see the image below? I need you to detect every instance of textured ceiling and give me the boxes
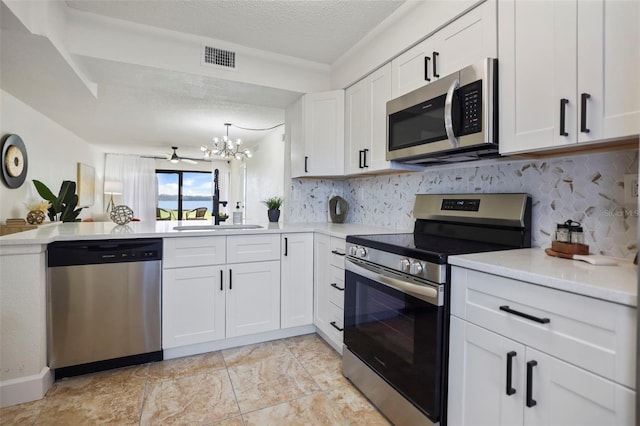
[65,0,405,64]
[1,1,406,159]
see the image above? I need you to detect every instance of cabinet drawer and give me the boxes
[163,237,226,268]
[451,267,636,389]
[327,265,345,309]
[327,301,344,343]
[329,237,346,268]
[227,234,280,264]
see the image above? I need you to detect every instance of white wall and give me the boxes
[244,129,285,222]
[0,90,104,222]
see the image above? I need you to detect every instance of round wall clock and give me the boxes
[1,134,28,188]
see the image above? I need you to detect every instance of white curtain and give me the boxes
[104,154,157,222]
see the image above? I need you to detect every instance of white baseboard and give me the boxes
[0,367,53,408]
[163,324,317,360]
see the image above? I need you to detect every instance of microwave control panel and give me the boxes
[459,80,482,136]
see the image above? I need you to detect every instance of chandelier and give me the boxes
[201,123,252,160]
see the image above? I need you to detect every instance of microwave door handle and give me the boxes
[444,79,460,148]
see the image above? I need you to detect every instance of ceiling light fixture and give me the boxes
[201,123,252,161]
[170,146,180,163]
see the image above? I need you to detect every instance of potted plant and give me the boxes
[262,196,283,222]
[32,179,83,222]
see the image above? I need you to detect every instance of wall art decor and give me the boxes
[77,163,95,207]
[1,134,28,189]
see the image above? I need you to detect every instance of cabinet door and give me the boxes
[391,38,435,98]
[499,0,578,154]
[433,1,497,78]
[280,233,314,328]
[288,97,306,178]
[344,76,370,175]
[578,0,640,143]
[162,266,225,348]
[524,348,635,426]
[303,90,345,176]
[225,261,280,338]
[365,63,393,172]
[313,233,331,332]
[448,317,525,426]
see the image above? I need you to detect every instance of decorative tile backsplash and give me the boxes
[289,149,639,259]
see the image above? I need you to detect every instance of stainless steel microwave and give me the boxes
[386,58,498,164]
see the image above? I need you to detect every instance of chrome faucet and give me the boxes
[212,169,228,225]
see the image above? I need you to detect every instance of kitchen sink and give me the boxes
[173,224,263,231]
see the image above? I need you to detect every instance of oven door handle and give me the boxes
[444,78,460,149]
[346,258,441,306]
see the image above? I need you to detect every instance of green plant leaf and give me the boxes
[58,181,77,206]
[33,180,61,218]
[32,180,57,203]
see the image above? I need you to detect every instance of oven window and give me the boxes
[344,269,445,421]
[388,93,447,151]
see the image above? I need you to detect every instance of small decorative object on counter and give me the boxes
[110,205,134,225]
[262,196,283,223]
[26,210,45,225]
[549,219,589,256]
[24,200,51,224]
[328,195,349,223]
[233,202,243,224]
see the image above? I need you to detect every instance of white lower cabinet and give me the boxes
[448,266,636,426]
[162,235,282,349]
[225,261,280,338]
[314,233,346,352]
[162,265,226,348]
[280,233,314,329]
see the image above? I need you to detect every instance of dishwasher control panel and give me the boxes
[48,238,163,267]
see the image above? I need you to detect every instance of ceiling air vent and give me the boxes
[202,45,236,70]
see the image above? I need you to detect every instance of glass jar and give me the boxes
[570,225,585,244]
[555,223,570,242]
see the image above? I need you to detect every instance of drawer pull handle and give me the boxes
[220,270,223,291]
[499,305,550,324]
[506,351,516,396]
[526,360,538,408]
[330,321,344,332]
[330,283,345,291]
[560,98,569,136]
[331,250,346,256]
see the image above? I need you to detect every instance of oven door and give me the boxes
[344,258,445,422]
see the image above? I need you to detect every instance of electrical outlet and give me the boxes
[624,174,639,204]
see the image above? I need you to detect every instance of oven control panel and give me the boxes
[346,242,446,284]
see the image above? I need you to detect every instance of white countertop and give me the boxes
[450,248,638,307]
[0,220,408,248]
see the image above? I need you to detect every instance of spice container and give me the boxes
[569,223,584,244]
[555,222,570,242]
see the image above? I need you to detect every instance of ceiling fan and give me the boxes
[165,146,198,164]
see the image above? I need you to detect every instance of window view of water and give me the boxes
[157,171,213,219]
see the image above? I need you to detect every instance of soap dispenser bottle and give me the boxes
[233,202,243,224]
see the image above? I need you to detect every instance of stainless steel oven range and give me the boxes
[343,193,532,426]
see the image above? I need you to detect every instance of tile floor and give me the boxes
[0,333,391,425]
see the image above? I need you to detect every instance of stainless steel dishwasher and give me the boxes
[47,238,162,378]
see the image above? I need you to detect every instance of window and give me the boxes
[156,170,212,220]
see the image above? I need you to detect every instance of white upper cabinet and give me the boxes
[290,90,345,178]
[345,63,412,175]
[499,0,640,154]
[391,1,497,99]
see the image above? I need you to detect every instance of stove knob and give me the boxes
[356,247,368,258]
[409,260,423,275]
[348,246,358,256]
[400,259,411,273]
